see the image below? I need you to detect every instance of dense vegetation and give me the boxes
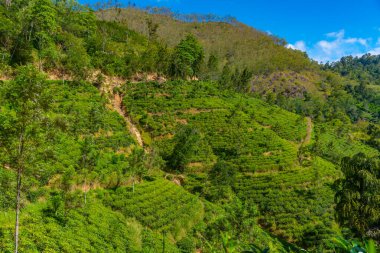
[121,80,306,172]
[0,0,379,252]
[325,54,380,85]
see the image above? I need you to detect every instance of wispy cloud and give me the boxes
[288,29,378,63]
[367,47,380,55]
[286,41,306,52]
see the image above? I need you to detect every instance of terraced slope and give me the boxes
[121,80,308,172]
[236,157,340,247]
[106,179,204,240]
[0,199,182,253]
[314,122,379,162]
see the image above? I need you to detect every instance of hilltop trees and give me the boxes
[334,153,380,240]
[325,54,380,85]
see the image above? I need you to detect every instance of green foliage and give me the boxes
[169,125,202,172]
[122,80,305,172]
[0,197,180,252]
[236,157,341,249]
[219,66,253,92]
[114,8,316,75]
[207,160,237,202]
[0,168,15,210]
[325,54,380,86]
[28,0,58,47]
[0,64,50,204]
[331,237,377,253]
[313,122,379,163]
[0,1,379,252]
[56,32,90,79]
[0,78,137,211]
[170,34,204,78]
[105,179,204,240]
[334,153,380,239]
[176,236,196,253]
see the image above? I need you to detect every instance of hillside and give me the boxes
[97,7,379,124]
[0,1,379,252]
[99,7,316,75]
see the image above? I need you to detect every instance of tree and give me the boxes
[207,160,237,202]
[146,18,159,41]
[169,34,204,79]
[210,160,236,188]
[0,65,49,253]
[207,53,219,72]
[28,0,58,44]
[60,33,91,79]
[233,67,253,92]
[78,135,98,204]
[128,148,147,193]
[334,153,380,240]
[168,125,201,172]
[219,64,233,88]
[219,65,252,91]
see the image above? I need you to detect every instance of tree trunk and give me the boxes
[5,0,11,8]
[162,231,165,253]
[84,178,87,205]
[14,166,21,253]
[15,132,25,253]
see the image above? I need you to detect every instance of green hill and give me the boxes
[0,0,379,252]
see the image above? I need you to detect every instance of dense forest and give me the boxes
[0,0,379,252]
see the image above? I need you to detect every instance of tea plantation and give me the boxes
[121,80,307,172]
[0,0,379,250]
[104,179,204,240]
[236,157,340,247]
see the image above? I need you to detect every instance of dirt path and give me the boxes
[113,93,144,147]
[302,117,312,146]
[96,74,145,149]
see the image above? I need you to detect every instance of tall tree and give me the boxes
[169,34,204,79]
[0,65,49,253]
[334,153,380,240]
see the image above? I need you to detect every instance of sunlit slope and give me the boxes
[236,157,340,247]
[121,80,308,172]
[105,179,204,240]
[99,8,316,74]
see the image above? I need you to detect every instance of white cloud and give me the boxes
[286,40,306,52]
[367,47,380,55]
[326,30,345,39]
[299,29,374,62]
[316,40,337,55]
[345,38,368,46]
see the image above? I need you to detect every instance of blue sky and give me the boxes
[82,0,380,62]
